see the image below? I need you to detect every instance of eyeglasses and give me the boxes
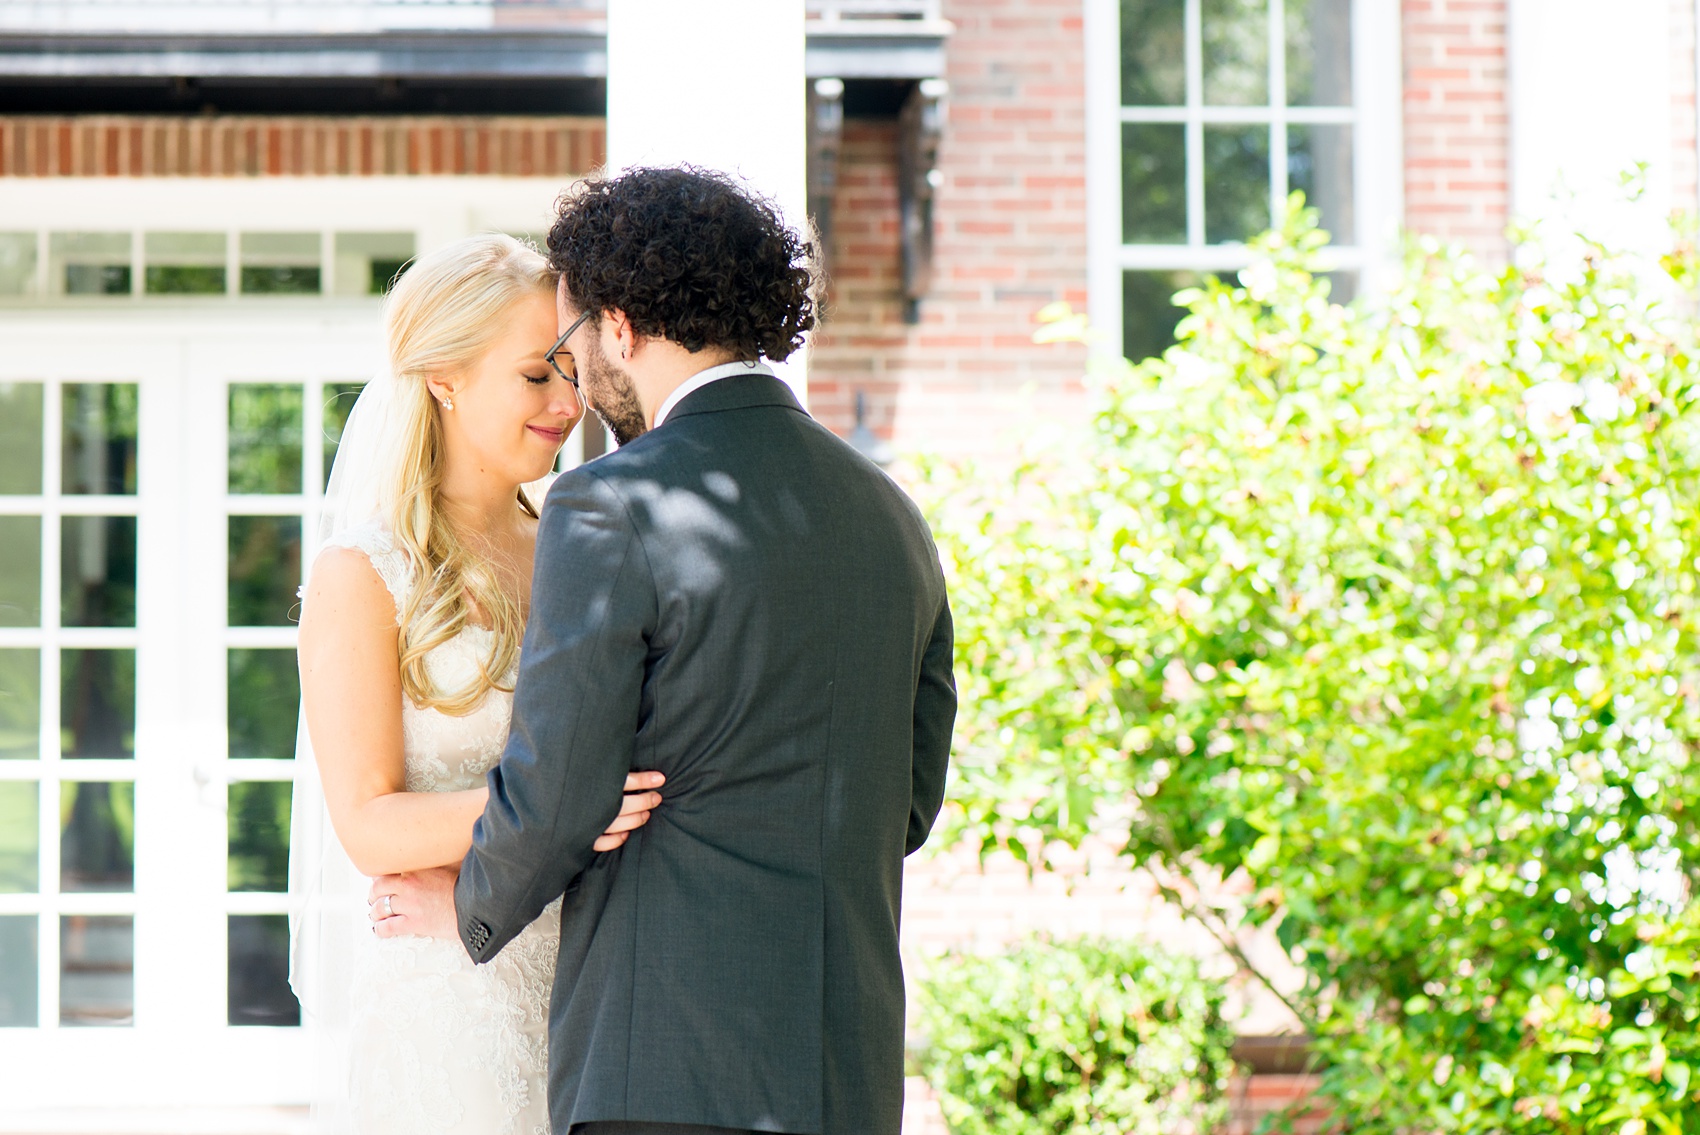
[546,310,593,388]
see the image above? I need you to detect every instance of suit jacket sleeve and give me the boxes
[454,468,654,963]
[906,594,956,855]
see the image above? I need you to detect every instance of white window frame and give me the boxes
[0,177,586,1120]
[1086,0,1404,358]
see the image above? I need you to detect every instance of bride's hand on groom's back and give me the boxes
[593,770,666,852]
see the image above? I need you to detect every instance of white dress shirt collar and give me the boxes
[652,360,775,430]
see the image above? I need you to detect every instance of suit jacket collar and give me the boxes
[663,372,806,422]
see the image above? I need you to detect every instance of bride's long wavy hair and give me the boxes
[381,233,558,714]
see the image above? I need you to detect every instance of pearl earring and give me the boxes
[442,399,454,411]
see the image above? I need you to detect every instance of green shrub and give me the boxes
[915,937,1237,1135]
[920,199,1700,1132]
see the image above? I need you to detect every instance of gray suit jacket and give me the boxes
[454,373,956,1135]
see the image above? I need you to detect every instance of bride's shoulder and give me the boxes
[320,520,397,558]
[310,523,412,616]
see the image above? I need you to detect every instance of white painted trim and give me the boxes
[1183,0,1206,247]
[1120,104,1358,125]
[1084,0,1124,354]
[1119,243,1363,271]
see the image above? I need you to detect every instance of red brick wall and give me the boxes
[809,0,1091,449]
[0,116,605,177]
[1401,0,1511,262]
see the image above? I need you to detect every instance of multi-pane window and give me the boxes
[1117,0,1356,360]
[223,377,364,1027]
[0,379,141,1027]
[0,230,415,299]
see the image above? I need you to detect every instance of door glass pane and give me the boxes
[228,915,300,1026]
[1289,123,1356,243]
[0,780,38,892]
[49,233,131,297]
[1205,125,1270,243]
[1203,0,1269,105]
[333,232,415,297]
[0,516,41,627]
[61,649,136,759]
[62,383,139,495]
[60,781,133,892]
[1287,0,1352,106]
[241,233,321,296]
[1122,123,1187,243]
[0,650,38,759]
[1124,269,1203,362]
[143,232,226,296]
[0,915,37,1026]
[228,782,291,892]
[0,382,43,493]
[1120,0,1186,105]
[229,384,304,495]
[0,233,37,297]
[61,516,138,628]
[322,381,367,489]
[60,915,132,1026]
[229,648,300,761]
[229,517,303,627]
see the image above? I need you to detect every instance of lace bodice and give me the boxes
[319,523,558,1135]
[323,523,516,793]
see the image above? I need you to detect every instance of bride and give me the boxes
[287,234,663,1135]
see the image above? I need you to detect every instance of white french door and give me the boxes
[0,175,573,1116]
[0,310,387,1107]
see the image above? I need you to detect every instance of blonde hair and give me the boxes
[381,233,557,714]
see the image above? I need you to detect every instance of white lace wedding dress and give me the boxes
[328,523,559,1135]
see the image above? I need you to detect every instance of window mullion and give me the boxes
[1271,0,1290,218]
[227,229,241,298]
[1185,0,1206,246]
[128,230,142,299]
[38,379,61,1029]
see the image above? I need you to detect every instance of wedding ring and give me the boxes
[380,894,394,919]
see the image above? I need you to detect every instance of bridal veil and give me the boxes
[286,371,408,1132]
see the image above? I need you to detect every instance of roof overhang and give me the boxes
[0,23,949,83]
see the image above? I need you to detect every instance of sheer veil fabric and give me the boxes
[288,372,408,1132]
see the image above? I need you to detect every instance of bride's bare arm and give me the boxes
[299,548,661,877]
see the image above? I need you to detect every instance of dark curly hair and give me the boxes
[546,165,818,361]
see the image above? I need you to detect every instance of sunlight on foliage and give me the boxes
[917,197,1700,1133]
[916,937,1236,1135]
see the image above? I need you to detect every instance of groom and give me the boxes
[377,166,955,1135]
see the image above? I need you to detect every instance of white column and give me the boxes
[1352,0,1404,297]
[1509,0,1673,258]
[606,0,809,402]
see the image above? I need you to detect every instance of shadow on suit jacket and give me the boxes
[454,373,956,1135]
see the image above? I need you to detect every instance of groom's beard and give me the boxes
[580,334,647,447]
